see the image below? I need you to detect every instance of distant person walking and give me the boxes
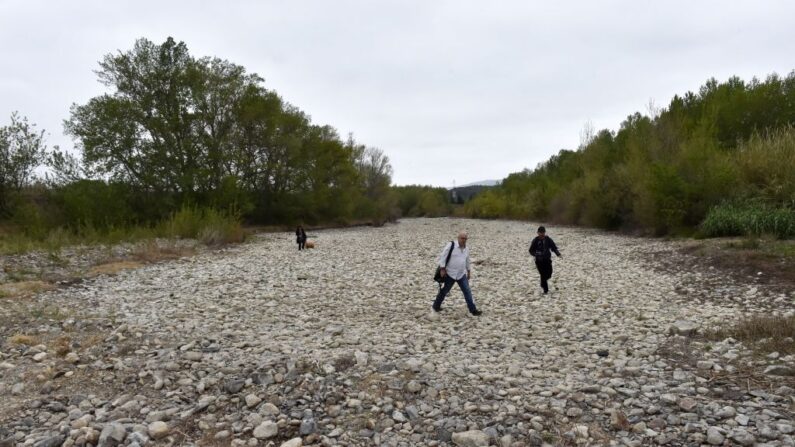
[529,226,561,295]
[296,226,307,251]
[433,231,482,316]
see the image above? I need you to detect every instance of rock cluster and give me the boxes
[1,218,793,446]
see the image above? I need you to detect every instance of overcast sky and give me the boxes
[2,1,794,186]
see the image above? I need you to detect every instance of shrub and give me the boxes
[701,203,795,239]
[57,180,134,229]
[707,314,795,355]
[161,206,244,245]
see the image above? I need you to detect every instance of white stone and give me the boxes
[245,394,262,408]
[279,439,302,447]
[148,421,169,439]
[451,430,490,447]
[253,421,278,439]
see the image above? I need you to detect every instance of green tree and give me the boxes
[65,37,260,205]
[0,113,47,215]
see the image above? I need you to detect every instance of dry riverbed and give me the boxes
[1,218,794,447]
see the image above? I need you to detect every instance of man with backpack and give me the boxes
[433,231,482,316]
[529,226,562,295]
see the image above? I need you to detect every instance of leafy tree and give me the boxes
[0,113,47,215]
[65,37,263,205]
[462,71,795,236]
[64,37,396,227]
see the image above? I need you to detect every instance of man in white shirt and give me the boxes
[432,231,482,316]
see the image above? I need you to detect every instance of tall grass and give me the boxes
[707,314,795,355]
[0,206,244,254]
[735,126,795,206]
[701,203,795,239]
[161,206,244,245]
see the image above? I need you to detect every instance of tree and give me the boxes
[63,36,396,226]
[65,37,261,203]
[0,113,47,214]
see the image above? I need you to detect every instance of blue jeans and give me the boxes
[433,275,478,313]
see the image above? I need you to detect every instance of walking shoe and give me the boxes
[471,310,482,316]
[432,306,443,313]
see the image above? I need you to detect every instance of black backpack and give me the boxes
[433,241,455,283]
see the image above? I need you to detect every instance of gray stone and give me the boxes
[299,418,316,435]
[436,428,453,442]
[735,414,750,426]
[224,379,246,394]
[759,424,779,440]
[406,380,422,393]
[777,423,794,435]
[706,427,724,445]
[261,402,280,416]
[668,320,698,336]
[715,405,736,419]
[147,421,169,440]
[98,423,127,447]
[729,429,755,446]
[33,436,64,447]
[452,430,490,447]
[183,351,203,361]
[678,397,698,411]
[127,432,149,446]
[253,421,278,439]
[764,365,795,376]
[244,394,262,408]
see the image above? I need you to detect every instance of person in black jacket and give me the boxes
[529,226,561,294]
[296,226,307,251]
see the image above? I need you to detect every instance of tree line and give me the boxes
[6,39,791,246]
[2,37,400,244]
[462,73,795,238]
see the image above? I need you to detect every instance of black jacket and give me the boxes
[529,236,560,260]
[296,229,307,243]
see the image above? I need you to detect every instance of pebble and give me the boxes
[2,219,793,446]
[253,421,278,439]
[147,421,169,439]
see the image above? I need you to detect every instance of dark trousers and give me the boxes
[433,275,478,314]
[535,258,553,293]
[298,241,305,250]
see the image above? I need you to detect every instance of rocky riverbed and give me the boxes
[1,218,793,447]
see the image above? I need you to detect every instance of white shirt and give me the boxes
[438,241,470,280]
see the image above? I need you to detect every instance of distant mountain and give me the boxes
[454,179,501,188]
[449,182,499,203]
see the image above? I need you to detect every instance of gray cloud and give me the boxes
[2,0,794,186]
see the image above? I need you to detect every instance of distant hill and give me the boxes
[456,179,501,188]
[450,183,496,203]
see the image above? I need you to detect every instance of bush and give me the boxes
[701,203,795,239]
[57,180,135,229]
[735,126,795,206]
[161,206,244,245]
[10,201,49,239]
